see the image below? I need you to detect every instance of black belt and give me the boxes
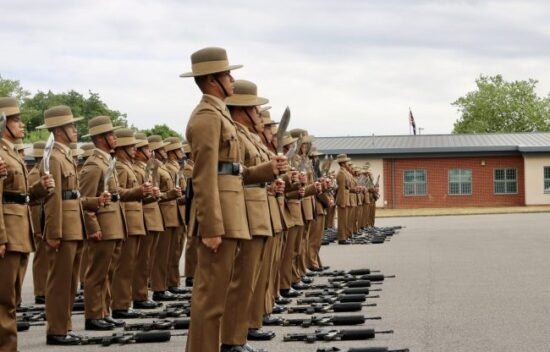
[218,162,241,176]
[3,193,30,205]
[245,182,266,188]
[111,193,121,202]
[62,190,80,200]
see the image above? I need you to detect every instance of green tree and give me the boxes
[452,75,550,133]
[0,75,30,104]
[142,124,183,140]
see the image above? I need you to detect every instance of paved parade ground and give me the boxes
[18,212,550,352]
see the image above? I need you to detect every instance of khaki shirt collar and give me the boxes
[95,148,112,161]
[203,94,226,111]
[55,141,72,157]
[2,138,16,152]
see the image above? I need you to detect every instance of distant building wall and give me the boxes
[383,155,525,208]
[523,154,550,205]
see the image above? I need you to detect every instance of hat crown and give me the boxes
[164,136,181,144]
[148,135,162,143]
[114,128,134,138]
[33,141,46,149]
[233,80,258,96]
[135,132,147,141]
[0,97,20,117]
[261,110,271,118]
[290,128,308,138]
[80,142,94,151]
[88,115,113,129]
[191,47,228,64]
[44,105,73,119]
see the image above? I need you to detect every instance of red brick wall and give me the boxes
[383,155,525,208]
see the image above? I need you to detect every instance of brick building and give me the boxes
[314,133,550,209]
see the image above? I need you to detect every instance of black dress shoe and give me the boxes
[271,304,287,314]
[185,277,193,287]
[67,331,82,339]
[152,291,178,301]
[85,319,115,331]
[263,314,284,325]
[34,296,45,304]
[280,288,301,298]
[301,276,314,284]
[274,297,291,305]
[103,316,125,327]
[247,328,275,341]
[46,334,81,345]
[112,308,142,319]
[291,282,310,290]
[220,345,247,352]
[133,299,162,309]
[338,240,351,245]
[168,286,189,294]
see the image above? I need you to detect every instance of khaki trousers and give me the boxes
[112,236,141,310]
[221,236,267,345]
[32,237,48,297]
[325,206,335,229]
[79,241,87,286]
[370,203,376,227]
[268,233,285,309]
[132,231,159,301]
[0,252,26,352]
[347,206,357,237]
[184,236,198,278]
[45,240,82,335]
[151,227,175,292]
[279,226,299,290]
[248,235,276,329]
[337,206,348,241]
[295,221,311,281]
[167,226,185,288]
[185,238,240,352]
[84,240,122,319]
[308,214,325,269]
[16,254,28,307]
[273,231,287,298]
[356,205,363,230]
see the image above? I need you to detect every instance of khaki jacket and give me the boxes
[0,140,48,252]
[235,123,272,237]
[79,149,142,240]
[157,160,180,228]
[133,160,164,233]
[42,143,84,241]
[348,171,358,207]
[116,158,146,236]
[164,160,186,226]
[185,94,274,239]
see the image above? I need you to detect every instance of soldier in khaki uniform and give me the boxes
[181,143,197,287]
[180,47,286,352]
[336,154,351,244]
[0,97,53,351]
[162,137,188,294]
[131,133,165,309]
[111,129,148,318]
[149,135,182,301]
[77,142,95,288]
[221,80,278,348]
[79,116,151,330]
[28,142,47,305]
[37,105,96,344]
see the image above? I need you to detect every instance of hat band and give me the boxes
[192,59,230,75]
[165,143,182,152]
[44,114,75,127]
[1,106,20,116]
[88,124,115,136]
[227,94,263,106]
[117,137,137,146]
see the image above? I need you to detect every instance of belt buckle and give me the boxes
[24,195,30,204]
[75,190,80,199]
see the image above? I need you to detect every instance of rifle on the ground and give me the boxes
[17,301,85,313]
[124,318,190,331]
[318,268,381,277]
[16,312,46,322]
[297,294,379,305]
[79,330,186,346]
[318,347,409,352]
[283,328,393,343]
[135,307,190,319]
[17,321,45,332]
[312,280,381,290]
[304,287,381,297]
[283,314,381,328]
[329,274,395,284]
[285,302,376,315]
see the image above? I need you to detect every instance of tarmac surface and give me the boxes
[16,212,550,352]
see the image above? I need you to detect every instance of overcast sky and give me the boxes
[2,0,550,137]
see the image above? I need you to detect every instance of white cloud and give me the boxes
[1,0,549,137]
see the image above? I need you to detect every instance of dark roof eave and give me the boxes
[318,146,522,155]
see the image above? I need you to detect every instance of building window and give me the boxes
[494,168,517,194]
[544,167,550,193]
[403,170,427,196]
[448,169,472,195]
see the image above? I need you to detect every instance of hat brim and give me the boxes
[36,116,84,129]
[225,96,269,107]
[260,106,272,113]
[179,64,243,78]
[283,137,299,146]
[136,141,149,148]
[149,141,171,151]
[82,125,122,138]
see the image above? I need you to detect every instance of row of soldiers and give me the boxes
[179,47,378,352]
[0,46,379,352]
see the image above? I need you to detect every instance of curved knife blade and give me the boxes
[276,106,291,154]
[104,157,117,192]
[43,132,55,174]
